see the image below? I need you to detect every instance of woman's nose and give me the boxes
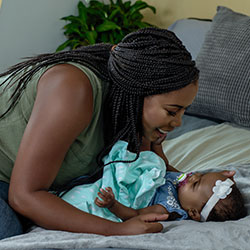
[172,117,182,127]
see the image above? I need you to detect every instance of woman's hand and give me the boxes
[118,213,169,235]
[95,187,116,208]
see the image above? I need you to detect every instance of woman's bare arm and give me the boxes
[7,64,167,235]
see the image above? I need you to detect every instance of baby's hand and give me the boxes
[95,187,115,208]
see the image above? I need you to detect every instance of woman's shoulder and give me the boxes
[38,62,108,104]
[38,63,93,107]
[38,63,92,90]
[37,63,94,122]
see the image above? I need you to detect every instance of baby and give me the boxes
[59,140,246,222]
[95,170,247,222]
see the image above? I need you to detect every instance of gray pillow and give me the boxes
[186,6,250,127]
[168,18,211,60]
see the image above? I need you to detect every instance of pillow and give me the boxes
[168,18,211,59]
[186,6,250,127]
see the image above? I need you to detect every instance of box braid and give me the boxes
[0,27,199,195]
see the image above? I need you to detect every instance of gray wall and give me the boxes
[0,0,136,73]
[0,0,80,73]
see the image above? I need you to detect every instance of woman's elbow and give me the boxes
[8,185,30,215]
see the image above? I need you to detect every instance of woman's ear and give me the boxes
[188,208,201,221]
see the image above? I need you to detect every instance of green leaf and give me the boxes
[56,0,157,51]
[127,12,144,22]
[130,1,156,16]
[72,41,82,49]
[123,1,132,11]
[85,30,97,44]
[89,0,108,11]
[56,40,72,52]
[61,15,82,23]
[77,1,88,29]
[100,32,109,43]
[96,20,121,32]
[116,0,125,9]
[87,8,106,19]
[122,15,129,27]
[108,8,120,20]
[63,23,86,34]
[113,32,125,43]
[63,25,82,36]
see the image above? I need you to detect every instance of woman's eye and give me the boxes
[167,110,177,117]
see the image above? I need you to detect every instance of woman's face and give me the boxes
[142,81,198,144]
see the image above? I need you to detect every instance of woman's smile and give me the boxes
[157,128,169,134]
[154,129,168,144]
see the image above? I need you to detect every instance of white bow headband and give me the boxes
[200,178,234,222]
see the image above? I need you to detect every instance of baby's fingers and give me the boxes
[105,187,113,193]
[98,190,108,200]
[100,188,114,198]
[103,187,115,198]
[95,197,105,207]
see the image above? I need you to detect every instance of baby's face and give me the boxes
[178,172,229,217]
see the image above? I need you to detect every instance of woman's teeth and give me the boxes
[158,128,168,134]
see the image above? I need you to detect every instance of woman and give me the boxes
[0,27,199,239]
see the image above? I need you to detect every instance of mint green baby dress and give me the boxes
[61,140,166,222]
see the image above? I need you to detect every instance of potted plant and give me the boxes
[56,0,157,51]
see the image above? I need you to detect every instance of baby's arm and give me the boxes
[95,187,139,220]
[95,187,169,221]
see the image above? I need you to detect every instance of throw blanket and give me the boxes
[62,140,166,222]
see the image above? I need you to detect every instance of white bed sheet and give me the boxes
[163,123,250,172]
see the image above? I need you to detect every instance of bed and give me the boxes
[0,5,250,250]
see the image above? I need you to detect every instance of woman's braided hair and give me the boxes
[0,27,199,194]
[99,27,199,162]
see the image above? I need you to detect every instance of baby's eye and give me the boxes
[193,181,198,190]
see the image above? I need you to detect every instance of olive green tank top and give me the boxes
[0,62,108,188]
